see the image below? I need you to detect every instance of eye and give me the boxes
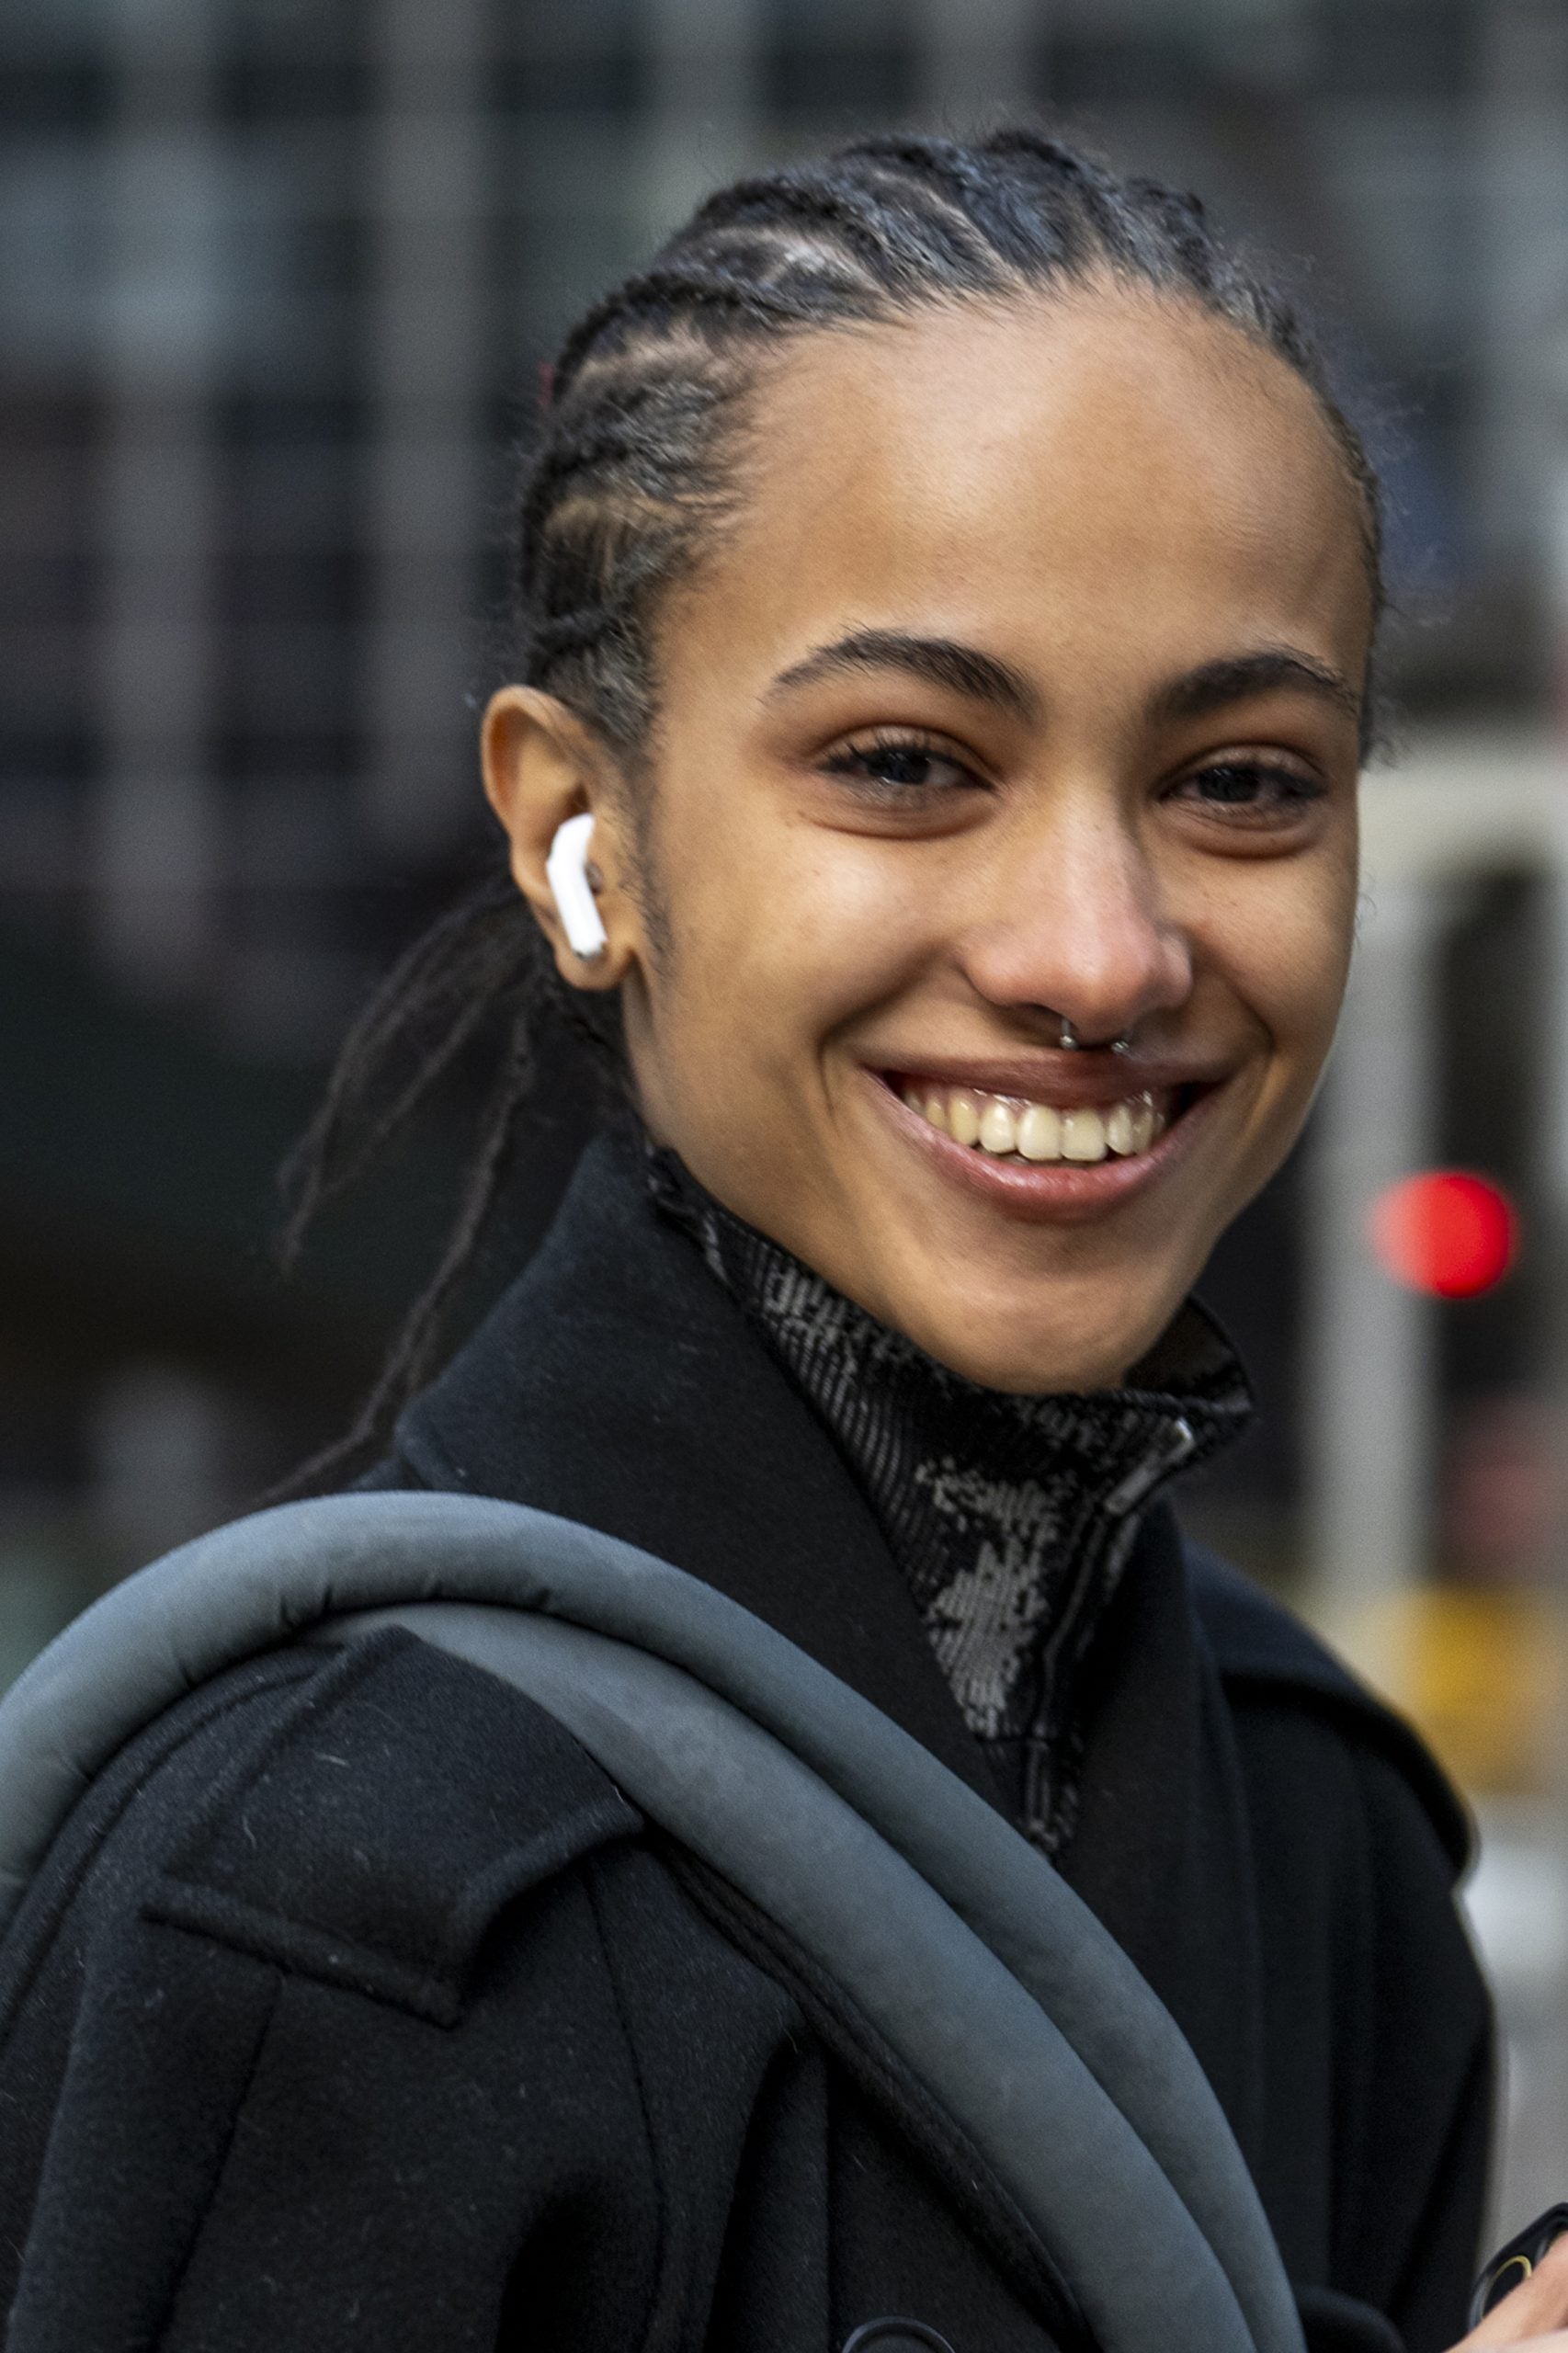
[821,728,983,799]
[1169,756,1326,823]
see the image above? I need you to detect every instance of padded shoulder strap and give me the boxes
[0,1492,1302,2353]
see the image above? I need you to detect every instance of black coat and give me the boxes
[0,1132,1492,2353]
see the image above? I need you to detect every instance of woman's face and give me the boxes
[504,288,1372,1392]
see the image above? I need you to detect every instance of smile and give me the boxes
[869,1061,1220,1223]
[898,1081,1172,1165]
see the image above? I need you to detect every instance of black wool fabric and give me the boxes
[0,1125,1494,2353]
[645,1142,1252,1849]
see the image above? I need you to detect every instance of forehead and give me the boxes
[666,287,1373,704]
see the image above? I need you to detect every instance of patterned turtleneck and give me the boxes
[646,1143,1252,1855]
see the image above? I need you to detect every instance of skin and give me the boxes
[485,282,1372,1393]
[1456,2234,1568,2348]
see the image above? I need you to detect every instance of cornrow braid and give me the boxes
[279,124,1385,1489]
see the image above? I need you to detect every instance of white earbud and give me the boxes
[545,811,608,961]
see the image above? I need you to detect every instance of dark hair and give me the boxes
[279,125,1383,1486]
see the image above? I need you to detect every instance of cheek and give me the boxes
[1220,858,1356,1087]
[659,794,935,1057]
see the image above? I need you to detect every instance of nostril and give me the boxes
[840,2324,959,2353]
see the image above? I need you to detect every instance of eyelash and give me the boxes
[821,732,1325,821]
[1168,759,1326,819]
[821,729,984,798]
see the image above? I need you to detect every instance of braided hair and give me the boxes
[280,126,1384,1484]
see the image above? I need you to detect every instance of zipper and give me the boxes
[1020,1415,1199,1844]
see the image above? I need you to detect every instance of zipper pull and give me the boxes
[1103,1415,1197,1518]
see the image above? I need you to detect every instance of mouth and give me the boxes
[870,1062,1219,1215]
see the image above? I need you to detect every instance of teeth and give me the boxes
[905,1082,1167,1165]
[948,1088,982,1147]
[978,1099,1017,1154]
[1104,1100,1137,1156]
[1017,1103,1062,1162]
[1061,1106,1107,1163]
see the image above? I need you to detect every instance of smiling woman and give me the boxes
[489,290,1369,1396]
[0,132,1506,2353]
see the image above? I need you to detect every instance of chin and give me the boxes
[877,1245,1195,1396]
[896,1310,1143,1398]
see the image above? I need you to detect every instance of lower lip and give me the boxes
[865,1074,1221,1224]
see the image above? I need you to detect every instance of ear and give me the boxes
[481,687,642,990]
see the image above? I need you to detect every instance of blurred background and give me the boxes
[5,0,1568,2245]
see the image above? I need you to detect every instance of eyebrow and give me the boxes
[765,630,1361,737]
[765,629,1040,722]
[1146,648,1362,729]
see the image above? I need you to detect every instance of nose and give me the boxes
[959,787,1192,1044]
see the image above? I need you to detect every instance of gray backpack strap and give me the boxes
[0,1492,1301,2353]
[336,1598,1293,2353]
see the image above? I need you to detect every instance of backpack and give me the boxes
[0,1488,1302,2353]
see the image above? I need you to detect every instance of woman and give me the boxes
[0,129,1530,2353]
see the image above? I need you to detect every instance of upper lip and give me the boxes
[875,1052,1228,1108]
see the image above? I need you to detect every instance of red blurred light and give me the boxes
[1368,1171,1517,1298]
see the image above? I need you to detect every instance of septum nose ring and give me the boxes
[1058,1015,1132,1055]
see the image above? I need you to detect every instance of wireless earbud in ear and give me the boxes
[545,811,608,962]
